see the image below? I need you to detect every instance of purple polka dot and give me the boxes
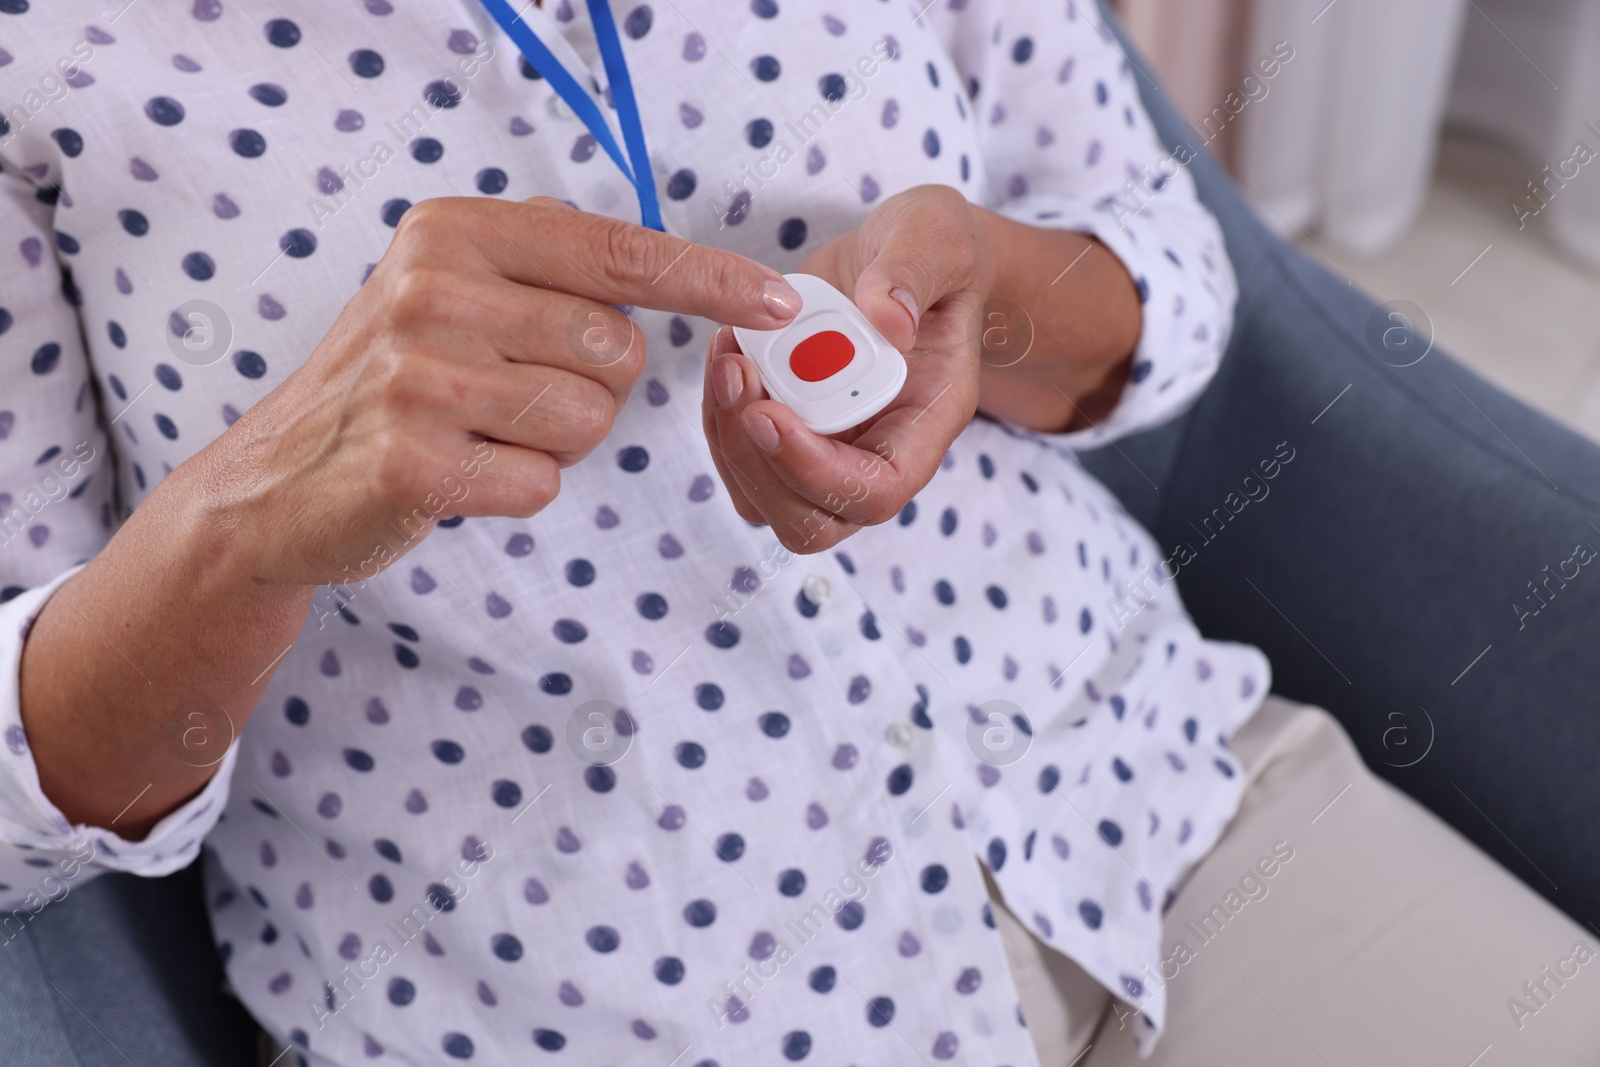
[749,930,776,960]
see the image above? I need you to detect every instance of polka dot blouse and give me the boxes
[0,1,1268,1063]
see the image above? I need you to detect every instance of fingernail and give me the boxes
[889,286,920,332]
[762,278,803,321]
[712,356,743,407]
[741,409,781,452]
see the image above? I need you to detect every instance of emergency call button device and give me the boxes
[732,273,909,435]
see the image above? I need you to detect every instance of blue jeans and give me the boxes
[5,4,1597,1061]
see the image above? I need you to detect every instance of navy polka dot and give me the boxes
[51,128,83,156]
[778,217,807,250]
[182,252,215,280]
[666,168,696,200]
[249,83,287,106]
[349,49,384,77]
[230,128,266,157]
[234,351,267,379]
[265,19,300,47]
[476,167,508,195]
[145,96,185,125]
[624,5,652,38]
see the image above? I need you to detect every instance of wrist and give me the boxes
[154,441,318,609]
[971,208,1140,432]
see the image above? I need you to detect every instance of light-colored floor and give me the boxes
[1291,128,1600,443]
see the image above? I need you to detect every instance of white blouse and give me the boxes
[0,1,1268,1063]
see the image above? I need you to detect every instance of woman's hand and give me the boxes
[700,184,1141,554]
[208,196,801,588]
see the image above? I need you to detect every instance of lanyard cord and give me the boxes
[475,0,664,231]
[584,0,662,231]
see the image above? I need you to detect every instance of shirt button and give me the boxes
[885,722,914,748]
[802,574,831,607]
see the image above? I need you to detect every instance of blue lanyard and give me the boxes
[476,0,663,231]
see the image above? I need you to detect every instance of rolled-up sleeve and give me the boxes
[0,162,234,912]
[932,0,1238,447]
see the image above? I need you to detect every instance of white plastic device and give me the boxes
[732,273,909,435]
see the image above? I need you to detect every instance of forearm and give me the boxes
[973,209,1142,434]
[18,450,313,839]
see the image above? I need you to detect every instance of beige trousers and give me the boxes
[995,696,1600,1066]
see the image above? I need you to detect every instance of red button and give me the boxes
[789,330,855,382]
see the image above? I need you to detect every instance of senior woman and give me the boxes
[0,2,1594,1066]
